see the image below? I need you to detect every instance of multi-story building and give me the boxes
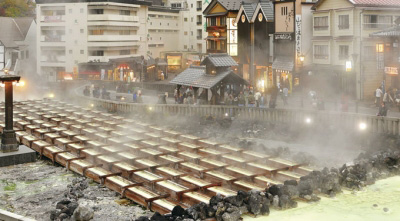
[236,0,274,89]
[272,0,315,93]
[36,0,209,82]
[370,19,400,90]
[203,0,241,58]
[310,0,400,100]
[0,17,36,77]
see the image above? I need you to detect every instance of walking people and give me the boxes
[383,89,394,107]
[375,86,383,107]
[378,102,388,116]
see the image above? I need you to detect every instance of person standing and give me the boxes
[282,87,289,106]
[255,91,261,107]
[375,87,383,107]
[383,89,394,107]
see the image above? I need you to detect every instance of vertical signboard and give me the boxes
[295,15,302,61]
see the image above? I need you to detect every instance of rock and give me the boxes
[236,190,249,206]
[297,180,313,197]
[272,195,279,208]
[260,200,270,216]
[206,205,216,217]
[50,209,61,221]
[239,205,248,214]
[224,196,239,207]
[311,194,321,202]
[222,209,241,221]
[186,207,198,220]
[247,192,261,215]
[150,212,167,221]
[284,180,298,186]
[268,185,284,196]
[66,201,79,216]
[286,185,299,198]
[210,194,224,207]
[136,216,150,221]
[171,205,185,217]
[215,202,226,221]
[59,213,69,220]
[279,195,296,209]
[304,195,312,201]
[72,206,94,221]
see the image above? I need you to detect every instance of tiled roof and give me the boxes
[259,0,274,21]
[243,2,258,20]
[201,53,238,67]
[170,66,235,89]
[349,0,400,6]
[218,0,243,11]
[272,57,294,72]
[370,25,400,37]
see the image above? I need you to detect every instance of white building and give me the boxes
[36,0,209,82]
[0,17,36,77]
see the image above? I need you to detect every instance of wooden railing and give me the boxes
[78,95,400,136]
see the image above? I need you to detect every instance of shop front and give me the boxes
[78,62,112,81]
[166,53,182,73]
[272,57,294,92]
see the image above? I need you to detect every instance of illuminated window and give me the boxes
[376,43,384,53]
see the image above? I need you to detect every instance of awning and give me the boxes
[370,25,400,37]
[272,57,294,72]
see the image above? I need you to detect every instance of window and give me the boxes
[26,50,29,59]
[184,45,188,49]
[91,51,104,56]
[80,29,84,34]
[363,46,376,61]
[338,15,349,30]
[90,30,103,35]
[184,17,188,22]
[171,3,182,8]
[120,50,130,55]
[191,4,193,8]
[364,15,392,29]
[339,45,349,60]
[210,17,217,26]
[220,17,226,26]
[191,17,193,22]
[208,41,217,50]
[314,45,329,59]
[90,9,103,14]
[119,30,130,35]
[314,16,329,31]
[281,7,288,16]
[120,10,130,16]
[197,15,202,25]
[80,50,84,54]
[184,31,188,35]
[191,31,193,36]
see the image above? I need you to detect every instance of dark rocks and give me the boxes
[136,216,150,221]
[268,184,284,196]
[150,212,167,221]
[210,194,224,207]
[284,180,298,186]
[172,205,186,217]
[221,206,241,221]
[278,195,297,209]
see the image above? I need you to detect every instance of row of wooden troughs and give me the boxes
[0,99,312,215]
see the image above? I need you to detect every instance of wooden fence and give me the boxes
[78,96,400,136]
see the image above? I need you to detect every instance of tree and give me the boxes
[0,0,35,17]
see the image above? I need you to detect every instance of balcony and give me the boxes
[88,14,139,22]
[197,7,202,11]
[197,21,202,25]
[207,49,226,53]
[40,15,65,22]
[363,23,392,30]
[206,25,227,32]
[88,54,138,62]
[40,55,66,67]
[197,36,202,40]
[88,35,140,42]
[41,35,65,42]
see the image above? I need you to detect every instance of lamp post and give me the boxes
[298,54,305,108]
[0,73,20,153]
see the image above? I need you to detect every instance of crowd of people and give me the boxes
[173,85,291,108]
[374,86,400,117]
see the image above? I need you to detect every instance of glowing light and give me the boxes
[305,117,312,124]
[299,54,305,62]
[225,113,229,117]
[49,93,55,98]
[20,81,25,87]
[0,83,4,88]
[90,104,94,107]
[121,97,125,101]
[359,122,367,131]
[346,61,352,72]
[12,82,16,86]
[149,107,153,111]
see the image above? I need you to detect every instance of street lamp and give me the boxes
[299,54,305,63]
[0,73,21,153]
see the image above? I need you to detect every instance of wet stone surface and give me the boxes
[0,160,152,221]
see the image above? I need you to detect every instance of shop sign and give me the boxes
[274,33,292,40]
[295,15,302,60]
[385,67,398,75]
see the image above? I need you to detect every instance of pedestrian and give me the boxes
[255,91,261,107]
[132,91,137,103]
[383,89,394,107]
[282,87,289,106]
[248,92,255,107]
[375,86,383,107]
[378,102,388,116]
[238,91,245,107]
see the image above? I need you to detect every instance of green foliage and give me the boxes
[3,181,17,191]
[0,0,35,17]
